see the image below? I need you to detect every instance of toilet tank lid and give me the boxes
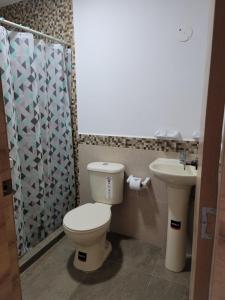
[87,162,125,174]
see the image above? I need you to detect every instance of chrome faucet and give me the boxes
[179,150,187,166]
[179,150,198,170]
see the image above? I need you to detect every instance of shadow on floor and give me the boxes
[67,233,132,284]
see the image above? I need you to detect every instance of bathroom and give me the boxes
[0,0,224,299]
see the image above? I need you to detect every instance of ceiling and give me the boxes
[0,0,22,8]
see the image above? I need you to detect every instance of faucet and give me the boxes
[179,150,198,170]
[179,150,187,166]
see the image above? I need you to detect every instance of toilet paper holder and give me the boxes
[127,175,151,190]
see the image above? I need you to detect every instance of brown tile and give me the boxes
[78,134,199,154]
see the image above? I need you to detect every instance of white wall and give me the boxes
[73,0,211,139]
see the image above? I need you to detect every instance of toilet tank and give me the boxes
[87,162,125,205]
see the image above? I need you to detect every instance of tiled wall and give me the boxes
[79,135,197,248]
[0,0,199,200]
[79,143,195,248]
[0,0,79,201]
[79,134,199,154]
[0,0,198,247]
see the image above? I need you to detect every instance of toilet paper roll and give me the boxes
[129,176,142,191]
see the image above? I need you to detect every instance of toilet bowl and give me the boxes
[63,162,125,272]
[63,203,112,271]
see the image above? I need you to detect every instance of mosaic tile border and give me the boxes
[79,134,199,154]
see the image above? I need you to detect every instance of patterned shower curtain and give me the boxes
[0,26,75,257]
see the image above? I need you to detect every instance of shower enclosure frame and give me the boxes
[0,17,71,46]
[0,17,75,298]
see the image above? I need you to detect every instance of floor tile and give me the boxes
[107,232,161,275]
[151,253,191,287]
[145,276,189,300]
[21,232,190,300]
[69,268,150,300]
[21,237,86,300]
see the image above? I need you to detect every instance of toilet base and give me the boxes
[73,236,112,272]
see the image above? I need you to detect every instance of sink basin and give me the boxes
[149,158,197,272]
[149,158,197,186]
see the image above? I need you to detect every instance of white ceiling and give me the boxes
[0,0,22,7]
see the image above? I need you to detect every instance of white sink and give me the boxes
[149,158,197,186]
[149,158,197,272]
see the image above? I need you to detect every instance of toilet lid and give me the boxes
[63,203,111,232]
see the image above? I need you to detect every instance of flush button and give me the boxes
[102,163,108,166]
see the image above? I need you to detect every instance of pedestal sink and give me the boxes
[149,158,197,272]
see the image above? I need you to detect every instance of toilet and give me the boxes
[63,162,125,272]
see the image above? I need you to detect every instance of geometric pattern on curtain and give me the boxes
[0,26,75,257]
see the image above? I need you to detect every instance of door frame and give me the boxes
[190,0,225,299]
[209,116,225,299]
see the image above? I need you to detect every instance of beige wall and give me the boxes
[79,144,195,249]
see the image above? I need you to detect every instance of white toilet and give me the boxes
[63,162,125,272]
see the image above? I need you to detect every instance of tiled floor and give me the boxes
[21,233,190,300]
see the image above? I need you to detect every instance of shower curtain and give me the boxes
[0,26,75,256]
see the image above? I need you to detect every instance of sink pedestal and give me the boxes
[149,158,196,273]
[165,185,191,272]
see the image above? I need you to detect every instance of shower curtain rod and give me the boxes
[0,17,71,47]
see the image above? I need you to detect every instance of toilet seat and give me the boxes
[63,203,111,233]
